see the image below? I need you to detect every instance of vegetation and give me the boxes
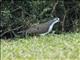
[1,33,80,60]
[0,0,80,38]
[1,1,80,60]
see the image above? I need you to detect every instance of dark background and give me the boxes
[0,0,80,38]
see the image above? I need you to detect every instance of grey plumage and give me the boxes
[26,17,60,35]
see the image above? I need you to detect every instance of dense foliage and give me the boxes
[0,0,80,38]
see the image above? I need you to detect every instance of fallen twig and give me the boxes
[0,25,23,37]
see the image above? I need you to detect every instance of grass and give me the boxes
[1,33,80,60]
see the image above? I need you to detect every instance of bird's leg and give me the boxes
[52,31,55,34]
[39,32,48,36]
[50,31,55,35]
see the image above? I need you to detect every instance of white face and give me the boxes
[54,17,60,22]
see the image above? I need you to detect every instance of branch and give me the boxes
[39,8,51,16]
[39,1,59,17]
[0,25,23,37]
[51,0,59,14]
[11,6,22,13]
[0,0,2,3]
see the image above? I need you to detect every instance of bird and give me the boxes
[25,17,60,36]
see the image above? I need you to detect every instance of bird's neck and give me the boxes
[48,20,59,33]
[40,20,59,36]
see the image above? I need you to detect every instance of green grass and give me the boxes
[1,33,80,60]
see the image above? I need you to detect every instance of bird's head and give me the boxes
[53,17,60,22]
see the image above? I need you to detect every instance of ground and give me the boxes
[1,33,80,60]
